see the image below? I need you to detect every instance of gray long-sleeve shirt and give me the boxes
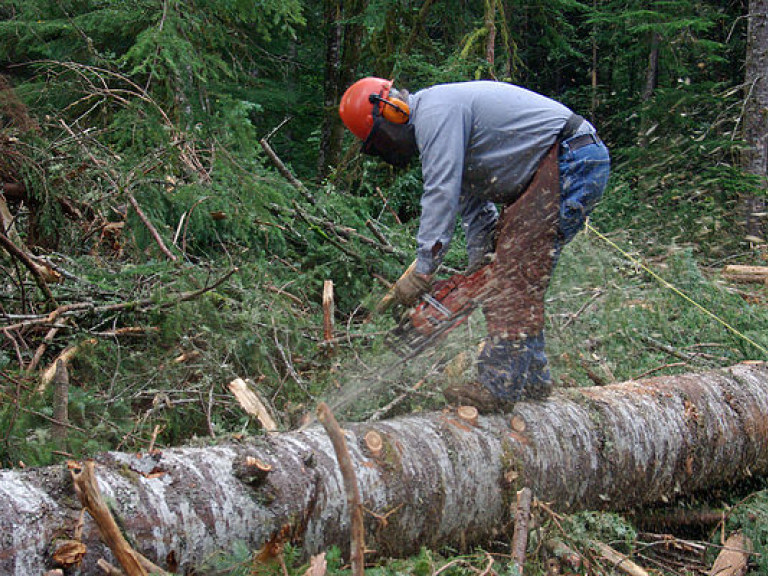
[408,81,576,274]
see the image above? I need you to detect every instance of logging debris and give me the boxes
[511,487,533,574]
[70,460,167,575]
[228,377,279,432]
[317,402,366,576]
[591,540,650,576]
[323,280,335,353]
[722,264,768,285]
[709,532,753,576]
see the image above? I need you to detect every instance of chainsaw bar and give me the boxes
[384,297,478,358]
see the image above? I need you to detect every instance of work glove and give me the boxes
[393,269,432,306]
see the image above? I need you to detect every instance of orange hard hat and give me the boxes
[339,77,410,140]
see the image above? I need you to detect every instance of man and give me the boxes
[339,78,610,411]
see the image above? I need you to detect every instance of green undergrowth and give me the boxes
[204,544,525,576]
[546,228,768,387]
[197,489,768,575]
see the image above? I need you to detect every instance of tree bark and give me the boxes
[484,0,498,78]
[317,0,367,178]
[742,0,768,240]
[642,31,660,102]
[318,0,343,177]
[2,363,768,575]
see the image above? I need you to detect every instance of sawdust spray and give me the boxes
[318,310,486,421]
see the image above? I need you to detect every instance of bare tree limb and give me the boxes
[0,231,58,308]
[260,138,317,206]
[2,268,238,333]
[71,460,167,575]
[126,193,177,262]
[317,402,365,576]
[511,487,532,574]
[26,326,60,373]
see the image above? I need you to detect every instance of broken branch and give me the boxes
[228,378,278,432]
[0,231,58,309]
[70,460,166,575]
[3,268,238,333]
[38,338,96,394]
[259,137,317,206]
[511,487,533,574]
[126,193,177,262]
[317,402,365,576]
[591,540,649,576]
[323,280,335,353]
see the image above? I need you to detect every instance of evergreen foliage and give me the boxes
[0,0,767,573]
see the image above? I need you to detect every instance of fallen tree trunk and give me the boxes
[2,363,768,574]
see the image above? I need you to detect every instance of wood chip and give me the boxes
[52,539,87,567]
[228,378,278,432]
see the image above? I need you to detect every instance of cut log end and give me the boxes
[457,405,479,426]
[363,430,384,458]
[510,415,527,433]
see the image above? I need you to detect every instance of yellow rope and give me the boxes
[585,222,768,357]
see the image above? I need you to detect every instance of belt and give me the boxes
[561,132,601,152]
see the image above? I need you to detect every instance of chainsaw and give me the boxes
[381,261,496,356]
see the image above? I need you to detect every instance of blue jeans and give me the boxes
[558,137,611,249]
[478,139,610,401]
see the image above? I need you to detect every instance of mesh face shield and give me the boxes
[361,116,418,169]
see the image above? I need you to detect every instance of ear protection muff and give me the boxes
[382,98,410,124]
[369,94,410,124]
